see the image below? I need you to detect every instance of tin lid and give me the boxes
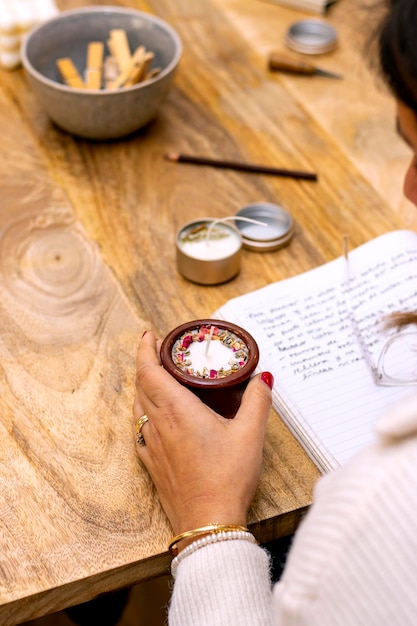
[235,202,294,252]
[285,20,338,55]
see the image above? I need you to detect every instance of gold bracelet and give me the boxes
[168,523,249,555]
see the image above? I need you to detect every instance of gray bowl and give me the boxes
[21,7,182,140]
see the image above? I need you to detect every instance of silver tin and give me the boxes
[285,19,338,55]
[235,202,294,252]
[176,218,243,285]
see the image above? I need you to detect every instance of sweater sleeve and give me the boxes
[168,395,417,626]
[169,540,274,626]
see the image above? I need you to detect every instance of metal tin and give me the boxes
[235,202,294,252]
[176,218,242,285]
[285,20,337,55]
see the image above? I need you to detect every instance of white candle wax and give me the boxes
[188,339,239,374]
[179,222,241,261]
[171,325,249,378]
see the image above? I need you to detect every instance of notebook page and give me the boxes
[214,230,417,472]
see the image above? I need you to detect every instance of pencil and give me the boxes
[165,152,318,181]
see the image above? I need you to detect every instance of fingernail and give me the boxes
[142,330,148,338]
[261,371,274,390]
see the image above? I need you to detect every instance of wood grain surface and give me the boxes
[218,0,417,226]
[0,0,412,623]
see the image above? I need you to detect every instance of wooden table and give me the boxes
[0,0,412,623]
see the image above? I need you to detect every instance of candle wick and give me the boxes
[205,325,215,356]
[205,215,267,244]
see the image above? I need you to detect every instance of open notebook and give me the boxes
[213,230,417,473]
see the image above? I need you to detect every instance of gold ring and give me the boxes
[135,414,149,446]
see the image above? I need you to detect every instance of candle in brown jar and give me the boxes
[160,319,259,419]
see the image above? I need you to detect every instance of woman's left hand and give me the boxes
[132,330,273,536]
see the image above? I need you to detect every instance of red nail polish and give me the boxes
[261,371,274,390]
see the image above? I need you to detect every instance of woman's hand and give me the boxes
[133,331,273,536]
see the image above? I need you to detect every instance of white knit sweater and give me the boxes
[169,392,417,625]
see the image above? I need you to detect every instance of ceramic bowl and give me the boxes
[21,6,182,140]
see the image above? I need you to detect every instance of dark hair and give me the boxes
[375,0,417,111]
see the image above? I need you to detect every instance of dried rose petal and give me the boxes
[182,334,193,349]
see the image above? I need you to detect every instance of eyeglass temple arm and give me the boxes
[342,238,379,381]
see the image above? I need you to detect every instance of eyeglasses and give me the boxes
[343,237,417,387]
